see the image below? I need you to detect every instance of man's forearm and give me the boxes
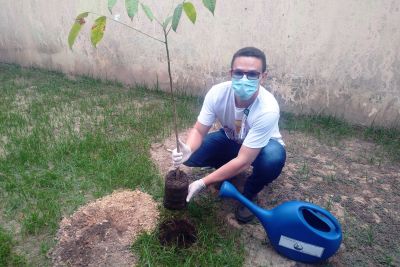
[186,122,210,154]
[202,158,250,186]
[186,127,203,153]
[202,145,261,186]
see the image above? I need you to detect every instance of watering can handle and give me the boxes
[308,208,337,232]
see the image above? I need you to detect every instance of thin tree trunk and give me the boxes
[163,28,180,177]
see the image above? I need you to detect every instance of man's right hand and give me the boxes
[186,179,206,202]
[171,139,192,168]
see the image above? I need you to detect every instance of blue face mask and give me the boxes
[231,77,259,100]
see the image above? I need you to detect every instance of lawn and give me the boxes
[0,63,244,266]
[1,63,399,266]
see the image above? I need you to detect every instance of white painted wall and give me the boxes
[1,0,399,127]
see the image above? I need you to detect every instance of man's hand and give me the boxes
[171,139,192,168]
[186,179,206,202]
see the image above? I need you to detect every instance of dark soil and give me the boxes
[57,220,113,266]
[163,169,189,210]
[158,219,197,248]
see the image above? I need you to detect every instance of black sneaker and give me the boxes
[235,203,255,223]
[234,193,257,223]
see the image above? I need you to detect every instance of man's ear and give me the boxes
[261,71,268,82]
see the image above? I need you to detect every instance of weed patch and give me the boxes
[280,112,400,161]
[0,226,27,266]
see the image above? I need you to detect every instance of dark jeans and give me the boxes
[185,129,286,198]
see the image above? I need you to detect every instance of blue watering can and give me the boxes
[219,181,342,263]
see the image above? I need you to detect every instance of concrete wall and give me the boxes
[1,0,399,128]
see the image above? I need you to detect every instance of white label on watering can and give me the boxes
[278,235,324,258]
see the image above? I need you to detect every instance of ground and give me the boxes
[41,125,400,267]
[15,122,400,267]
[3,65,398,266]
[151,128,400,267]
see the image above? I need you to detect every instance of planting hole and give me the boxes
[158,219,197,248]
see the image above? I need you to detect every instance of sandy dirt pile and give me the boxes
[51,190,159,267]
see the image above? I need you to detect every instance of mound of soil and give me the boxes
[50,190,159,267]
[158,219,197,248]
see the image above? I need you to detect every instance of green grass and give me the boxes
[133,197,244,267]
[0,63,204,265]
[1,63,399,266]
[0,226,27,267]
[280,112,400,161]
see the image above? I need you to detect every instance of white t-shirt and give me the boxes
[198,81,284,148]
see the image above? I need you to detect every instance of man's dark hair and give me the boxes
[231,47,267,73]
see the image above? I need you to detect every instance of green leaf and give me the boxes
[125,0,139,20]
[172,4,183,32]
[68,12,89,50]
[141,3,154,22]
[202,0,216,15]
[90,16,107,47]
[108,0,117,14]
[163,16,173,30]
[183,2,196,24]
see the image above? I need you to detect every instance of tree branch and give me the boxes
[89,11,165,44]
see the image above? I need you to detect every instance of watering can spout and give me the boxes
[219,181,272,223]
